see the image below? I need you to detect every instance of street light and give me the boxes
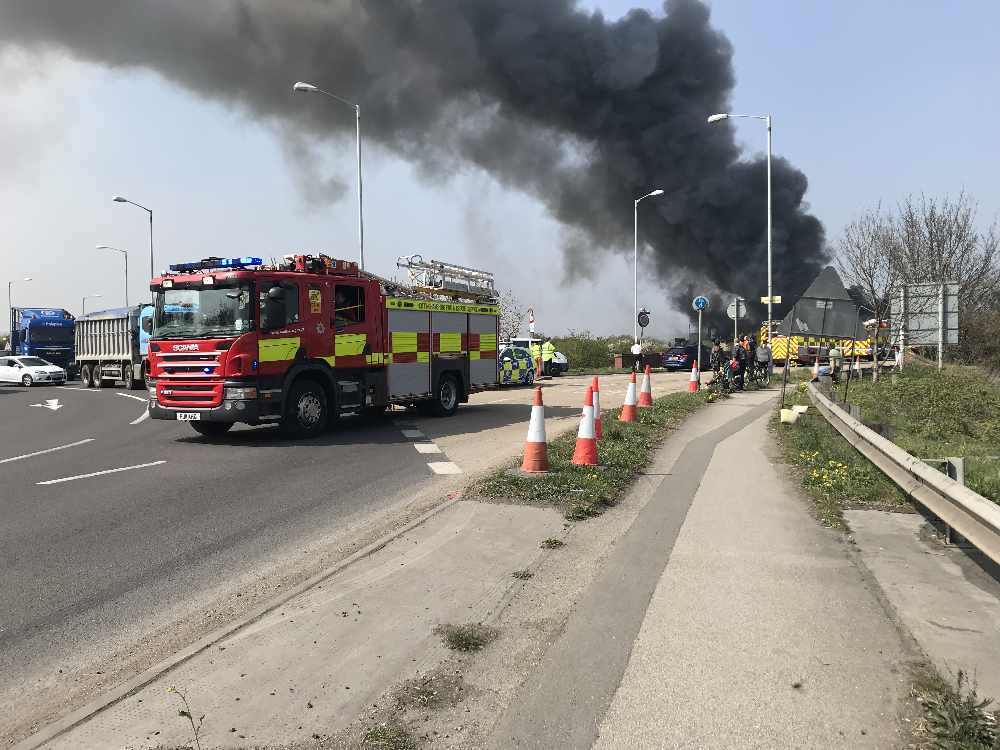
[292,80,365,270]
[97,245,129,307]
[707,112,773,351]
[7,277,32,345]
[82,294,103,316]
[112,196,154,289]
[634,189,665,344]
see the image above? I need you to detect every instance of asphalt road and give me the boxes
[0,380,445,740]
[2,370,674,743]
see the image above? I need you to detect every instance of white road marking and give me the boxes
[29,398,62,411]
[58,387,96,392]
[114,392,152,425]
[401,429,425,439]
[0,439,95,465]
[116,392,148,403]
[413,443,442,454]
[37,460,166,486]
[427,461,462,475]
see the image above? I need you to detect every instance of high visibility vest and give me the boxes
[542,342,555,362]
[530,344,541,361]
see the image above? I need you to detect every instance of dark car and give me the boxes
[662,346,704,372]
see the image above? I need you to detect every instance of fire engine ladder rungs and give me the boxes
[396,254,496,301]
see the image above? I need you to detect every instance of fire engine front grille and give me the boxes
[153,350,226,407]
[154,351,222,378]
[157,380,222,407]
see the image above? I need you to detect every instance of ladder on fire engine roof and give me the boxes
[395,254,496,303]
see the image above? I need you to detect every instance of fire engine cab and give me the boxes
[147,254,499,438]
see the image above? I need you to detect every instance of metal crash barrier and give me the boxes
[808,383,1000,565]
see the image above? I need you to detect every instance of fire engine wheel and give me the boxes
[431,373,460,417]
[190,421,233,437]
[282,380,328,437]
[80,365,93,388]
[94,371,108,389]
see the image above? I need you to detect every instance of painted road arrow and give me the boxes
[30,398,63,411]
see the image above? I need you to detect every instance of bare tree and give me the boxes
[497,288,525,342]
[836,203,901,378]
[897,192,1000,310]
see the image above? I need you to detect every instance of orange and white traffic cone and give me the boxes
[591,376,602,440]
[521,386,549,474]
[688,362,699,393]
[811,358,820,381]
[535,356,545,381]
[571,386,598,466]
[619,372,638,423]
[853,355,862,380]
[638,364,653,407]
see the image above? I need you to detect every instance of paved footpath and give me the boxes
[494,389,915,749]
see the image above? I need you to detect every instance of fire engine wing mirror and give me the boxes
[266,286,285,301]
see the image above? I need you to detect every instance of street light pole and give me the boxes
[633,189,665,344]
[97,246,129,307]
[82,294,103,316]
[292,81,365,271]
[112,196,154,289]
[707,112,774,348]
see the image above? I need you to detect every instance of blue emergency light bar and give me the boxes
[169,256,263,273]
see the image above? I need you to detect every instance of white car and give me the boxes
[0,356,67,387]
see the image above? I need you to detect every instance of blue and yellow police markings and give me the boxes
[499,346,534,386]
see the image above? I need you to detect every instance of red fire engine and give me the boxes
[147,254,499,437]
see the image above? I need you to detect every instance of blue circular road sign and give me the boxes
[692,295,710,312]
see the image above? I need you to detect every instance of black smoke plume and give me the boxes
[0,0,826,325]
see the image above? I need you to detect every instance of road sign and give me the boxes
[692,295,709,312]
[630,343,643,355]
[637,308,650,329]
[726,298,746,320]
[527,307,535,334]
[760,295,782,304]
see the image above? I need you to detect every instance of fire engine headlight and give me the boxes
[224,386,258,400]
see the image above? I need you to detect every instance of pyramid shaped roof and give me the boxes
[780,266,861,338]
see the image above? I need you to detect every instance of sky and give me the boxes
[2,0,998,340]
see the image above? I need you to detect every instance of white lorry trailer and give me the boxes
[74,305,155,390]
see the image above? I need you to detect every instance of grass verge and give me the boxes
[474,390,710,520]
[772,381,910,530]
[833,362,1000,505]
[911,663,999,749]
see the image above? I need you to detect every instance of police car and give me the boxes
[0,355,67,386]
[498,346,535,386]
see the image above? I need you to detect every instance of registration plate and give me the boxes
[176,412,201,421]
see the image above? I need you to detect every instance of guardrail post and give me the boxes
[944,457,967,546]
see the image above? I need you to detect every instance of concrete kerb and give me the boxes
[13,493,465,750]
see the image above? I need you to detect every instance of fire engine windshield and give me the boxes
[154,284,253,339]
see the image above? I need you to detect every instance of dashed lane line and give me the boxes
[427,461,463,475]
[413,443,442,454]
[397,425,462,474]
[37,460,167,486]
[0,439,95,465]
